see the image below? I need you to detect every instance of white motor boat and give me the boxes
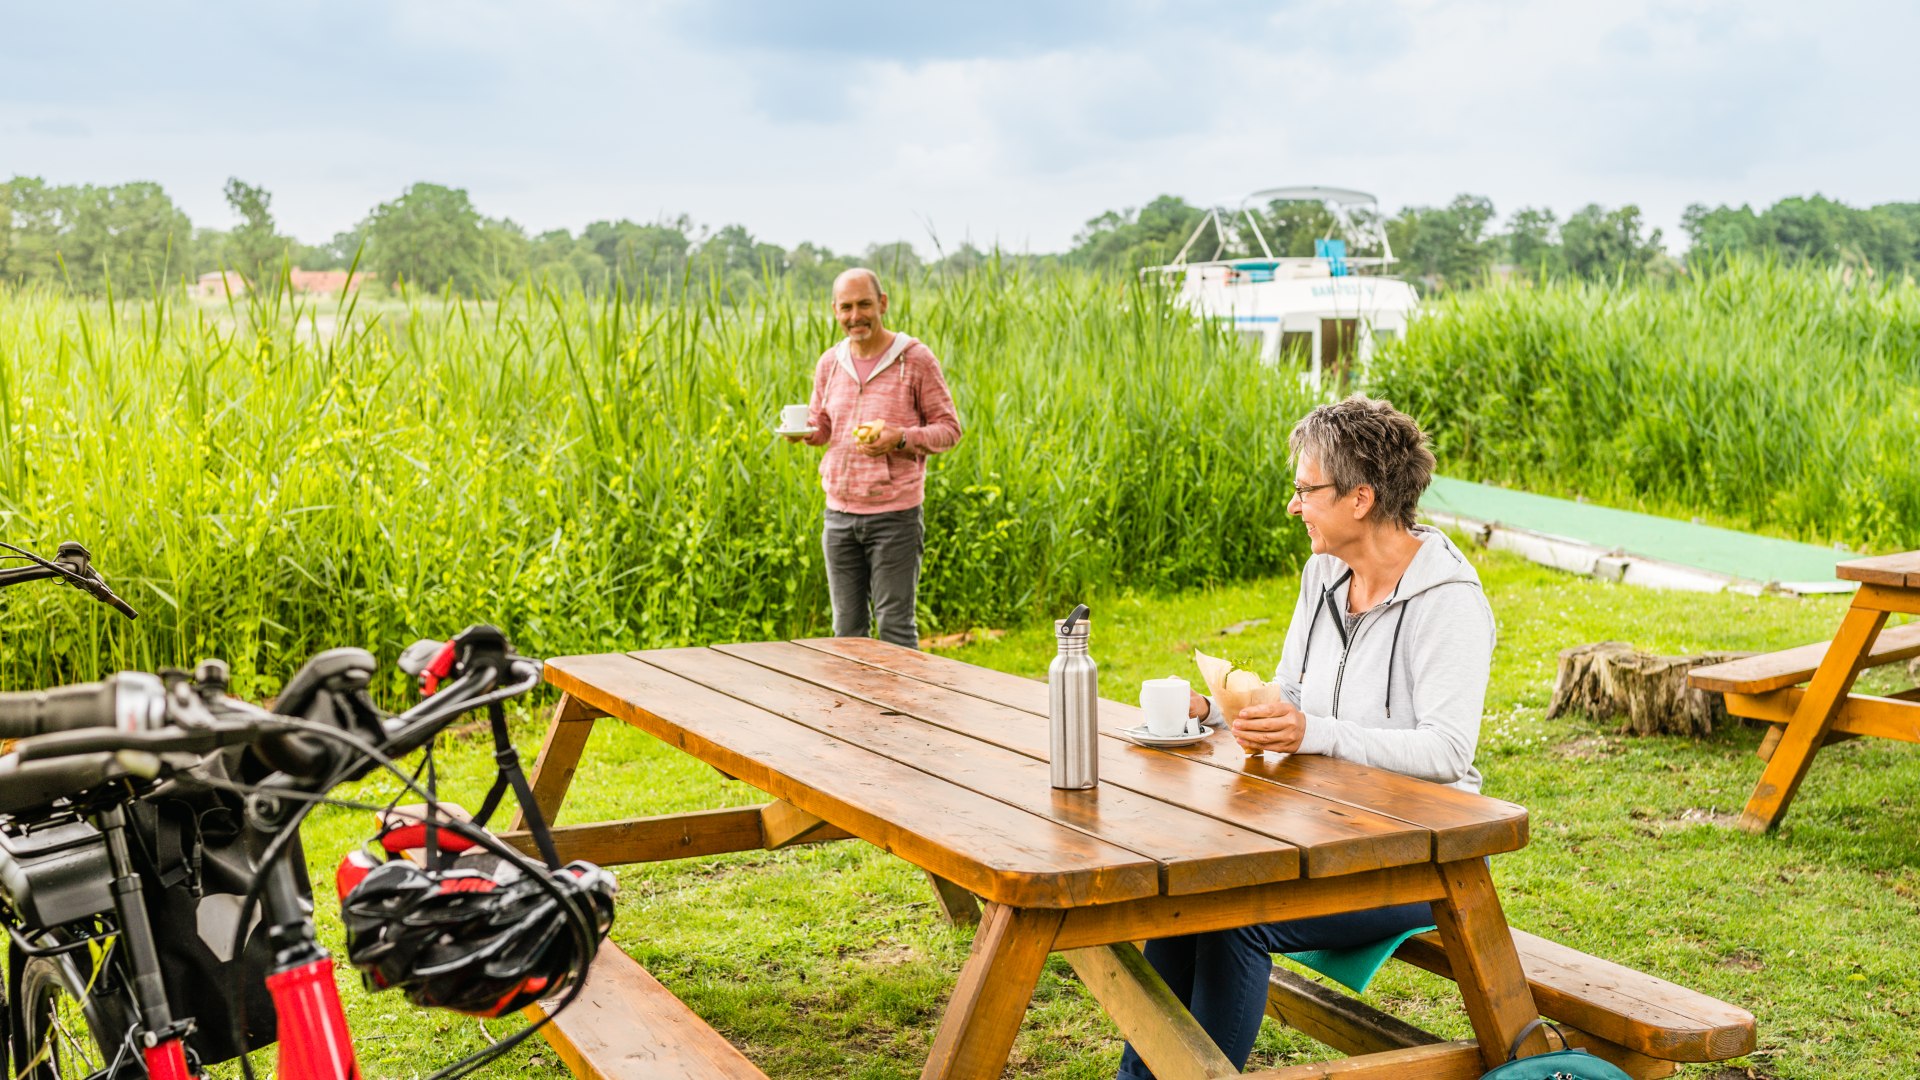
[1143,186,1419,388]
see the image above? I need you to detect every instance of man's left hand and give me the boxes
[1231,700,1308,754]
[858,421,904,456]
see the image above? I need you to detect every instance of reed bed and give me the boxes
[1369,255,1920,552]
[0,266,1315,694]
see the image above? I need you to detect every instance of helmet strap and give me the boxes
[468,700,565,870]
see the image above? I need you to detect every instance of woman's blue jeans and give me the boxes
[1113,900,1434,1079]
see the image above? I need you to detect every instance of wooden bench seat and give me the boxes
[1266,928,1755,1079]
[525,943,768,1080]
[1687,620,1920,695]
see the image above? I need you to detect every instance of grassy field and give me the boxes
[1369,256,1920,553]
[0,269,1317,696]
[267,541,1917,1079]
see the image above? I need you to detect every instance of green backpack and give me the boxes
[1480,1020,1634,1080]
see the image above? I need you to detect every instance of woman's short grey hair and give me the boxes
[1288,394,1435,530]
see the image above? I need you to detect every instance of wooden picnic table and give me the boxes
[514,637,1547,1079]
[1690,550,1920,832]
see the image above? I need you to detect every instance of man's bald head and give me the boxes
[833,267,884,301]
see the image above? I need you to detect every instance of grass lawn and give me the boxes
[270,542,1916,1078]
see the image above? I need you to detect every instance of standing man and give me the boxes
[789,268,963,647]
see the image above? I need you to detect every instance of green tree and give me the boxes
[784,240,854,296]
[1560,203,1663,280]
[580,218,693,292]
[363,183,487,293]
[1,179,192,295]
[1387,195,1498,291]
[1253,198,1340,258]
[1069,195,1208,271]
[1681,203,1759,260]
[861,241,921,281]
[1503,207,1563,279]
[223,177,283,285]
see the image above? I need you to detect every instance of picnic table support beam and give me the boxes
[1063,942,1238,1080]
[1739,603,1889,832]
[1264,964,1676,1078]
[920,903,1063,1080]
[759,799,838,849]
[1427,858,1547,1071]
[1239,1042,1484,1079]
[511,692,606,831]
[1264,964,1441,1055]
[924,872,982,927]
[498,804,853,866]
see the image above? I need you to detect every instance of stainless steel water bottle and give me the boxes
[1049,604,1099,790]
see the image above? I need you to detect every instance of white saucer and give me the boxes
[1121,723,1213,748]
[773,425,816,437]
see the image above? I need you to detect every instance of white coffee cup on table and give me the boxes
[780,404,811,430]
[1141,676,1195,737]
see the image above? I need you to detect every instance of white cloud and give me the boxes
[1,0,1913,252]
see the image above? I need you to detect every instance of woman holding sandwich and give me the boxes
[1117,394,1497,1079]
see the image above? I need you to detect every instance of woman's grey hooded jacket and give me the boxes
[1206,525,1496,792]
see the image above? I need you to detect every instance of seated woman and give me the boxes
[1117,395,1496,1080]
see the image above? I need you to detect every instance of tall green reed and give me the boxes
[1369,255,1920,552]
[0,263,1317,695]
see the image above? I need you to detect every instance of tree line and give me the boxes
[2,174,1917,299]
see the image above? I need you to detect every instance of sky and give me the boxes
[2,0,1913,255]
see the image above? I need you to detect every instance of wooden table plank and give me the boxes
[785,638,1520,869]
[1688,620,1920,694]
[644,646,1300,894]
[545,653,1159,908]
[1180,746,1527,864]
[730,641,1428,877]
[1836,550,1920,586]
[524,942,768,1079]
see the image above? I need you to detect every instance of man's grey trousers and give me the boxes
[822,506,923,648]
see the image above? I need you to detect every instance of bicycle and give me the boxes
[0,623,612,1079]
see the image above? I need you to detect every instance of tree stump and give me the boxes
[1547,641,1752,737]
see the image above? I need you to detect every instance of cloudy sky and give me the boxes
[2,0,1911,255]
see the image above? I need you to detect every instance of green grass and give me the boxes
[1368,255,1920,553]
[254,542,1916,1079]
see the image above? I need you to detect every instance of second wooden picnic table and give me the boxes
[517,637,1544,1079]
[1690,550,1920,831]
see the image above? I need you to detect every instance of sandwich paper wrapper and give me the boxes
[1193,649,1286,725]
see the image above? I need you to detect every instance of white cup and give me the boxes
[1141,676,1194,737]
[780,404,811,430]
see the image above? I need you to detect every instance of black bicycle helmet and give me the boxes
[338,847,615,1017]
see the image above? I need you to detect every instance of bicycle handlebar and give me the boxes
[0,540,139,620]
[4,631,541,786]
[0,672,167,740]
[14,717,300,763]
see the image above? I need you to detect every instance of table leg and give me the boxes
[510,692,605,831]
[1740,603,1889,832]
[921,903,1063,1080]
[1428,858,1543,1071]
[924,871,982,927]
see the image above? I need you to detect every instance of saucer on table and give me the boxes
[1120,723,1212,748]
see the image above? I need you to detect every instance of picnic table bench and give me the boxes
[478,639,1751,1079]
[1689,550,1920,831]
